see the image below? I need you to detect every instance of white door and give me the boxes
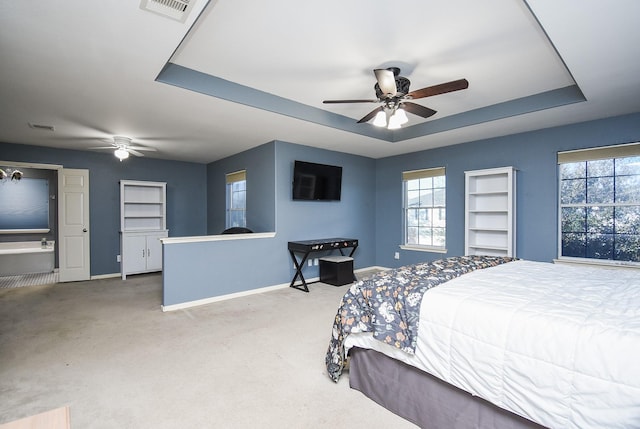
[58,169,90,282]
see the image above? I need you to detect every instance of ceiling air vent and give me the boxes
[140,0,194,23]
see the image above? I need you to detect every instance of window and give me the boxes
[225,170,246,228]
[558,143,640,264]
[402,167,446,250]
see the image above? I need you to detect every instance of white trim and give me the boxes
[0,229,50,234]
[400,244,447,254]
[161,231,275,244]
[553,257,640,270]
[0,160,63,170]
[162,281,291,312]
[357,266,391,272]
[90,272,122,280]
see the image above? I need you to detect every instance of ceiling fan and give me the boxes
[90,136,157,161]
[323,67,469,129]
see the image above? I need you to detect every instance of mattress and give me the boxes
[343,260,640,429]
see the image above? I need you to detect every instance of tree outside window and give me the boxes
[403,167,446,250]
[559,147,640,264]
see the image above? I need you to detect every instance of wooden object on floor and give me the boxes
[0,406,70,429]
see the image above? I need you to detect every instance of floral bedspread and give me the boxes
[325,255,515,382]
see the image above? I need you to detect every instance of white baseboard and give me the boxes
[162,281,292,312]
[161,266,390,312]
[357,266,390,272]
[91,272,122,280]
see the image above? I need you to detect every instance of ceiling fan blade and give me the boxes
[128,149,145,157]
[374,69,397,97]
[357,106,384,124]
[89,146,116,150]
[128,145,157,152]
[402,102,437,119]
[406,79,469,99]
[323,99,379,104]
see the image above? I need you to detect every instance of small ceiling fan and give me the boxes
[323,67,469,129]
[90,136,157,161]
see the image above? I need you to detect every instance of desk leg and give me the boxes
[289,250,310,292]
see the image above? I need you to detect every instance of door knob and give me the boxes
[83,228,87,232]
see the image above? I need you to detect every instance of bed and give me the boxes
[325,256,640,429]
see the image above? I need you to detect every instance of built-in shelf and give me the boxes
[120,180,168,279]
[465,167,515,257]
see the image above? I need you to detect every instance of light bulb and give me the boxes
[395,107,409,125]
[372,110,387,127]
[114,148,129,161]
[387,113,402,130]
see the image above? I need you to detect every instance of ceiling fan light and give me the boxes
[387,114,402,130]
[114,148,129,161]
[395,108,409,125]
[373,110,387,127]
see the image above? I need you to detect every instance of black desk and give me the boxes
[288,238,358,292]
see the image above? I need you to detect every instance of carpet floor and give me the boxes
[0,272,416,428]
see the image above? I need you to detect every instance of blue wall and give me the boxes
[0,142,208,276]
[207,141,276,234]
[163,140,376,305]
[275,141,376,277]
[4,111,640,303]
[374,112,640,268]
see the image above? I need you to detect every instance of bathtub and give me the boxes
[0,241,55,276]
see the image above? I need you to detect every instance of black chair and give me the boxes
[221,227,253,234]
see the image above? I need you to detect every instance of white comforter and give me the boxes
[344,260,640,429]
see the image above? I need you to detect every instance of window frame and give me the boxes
[225,170,247,229]
[557,142,640,267]
[401,167,447,253]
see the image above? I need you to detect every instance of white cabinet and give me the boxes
[120,180,168,279]
[465,167,516,257]
[121,231,166,277]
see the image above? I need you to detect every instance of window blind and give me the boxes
[557,142,640,164]
[225,170,246,183]
[402,167,445,181]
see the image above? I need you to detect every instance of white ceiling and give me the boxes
[0,0,639,164]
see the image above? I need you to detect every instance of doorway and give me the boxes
[0,162,90,287]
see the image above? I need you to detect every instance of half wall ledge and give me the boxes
[161,232,276,245]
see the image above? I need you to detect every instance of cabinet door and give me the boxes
[145,234,164,271]
[123,235,147,274]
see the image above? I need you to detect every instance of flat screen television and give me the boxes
[292,160,342,201]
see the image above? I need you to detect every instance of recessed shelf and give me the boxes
[465,167,515,258]
[469,227,508,232]
[468,244,508,250]
[124,201,164,204]
[469,191,508,195]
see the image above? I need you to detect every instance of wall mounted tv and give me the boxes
[292,160,342,201]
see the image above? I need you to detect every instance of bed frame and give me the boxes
[348,347,547,429]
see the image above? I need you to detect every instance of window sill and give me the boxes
[400,245,447,254]
[553,257,640,270]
